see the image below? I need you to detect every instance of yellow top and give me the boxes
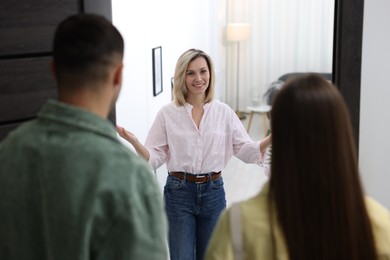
[205,182,390,260]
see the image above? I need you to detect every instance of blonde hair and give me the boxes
[173,49,215,106]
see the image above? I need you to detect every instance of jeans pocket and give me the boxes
[164,175,184,190]
[211,177,224,189]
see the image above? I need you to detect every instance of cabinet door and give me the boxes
[0,0,78,56]
[0,0,114,141]
[0,57,56,124]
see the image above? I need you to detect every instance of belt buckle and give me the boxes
[195,175,205,184]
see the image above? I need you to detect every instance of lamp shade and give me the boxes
[226,23,251,42]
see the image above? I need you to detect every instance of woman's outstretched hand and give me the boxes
[260,134,272,155]
[116,125,150,161]
[116,126,139,145]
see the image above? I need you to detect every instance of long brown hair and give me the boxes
[269,74,376,259]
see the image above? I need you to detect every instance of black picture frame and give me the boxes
[152,46,163,96]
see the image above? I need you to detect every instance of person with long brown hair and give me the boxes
[205,74,390,260]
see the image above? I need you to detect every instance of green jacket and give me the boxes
[0,100,168,260]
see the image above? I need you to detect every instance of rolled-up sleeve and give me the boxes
[231,114,265,165]
[145,111,169,170]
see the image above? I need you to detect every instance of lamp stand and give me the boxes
[235,41,246,120]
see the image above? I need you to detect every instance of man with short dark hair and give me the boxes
[0,14,168,259]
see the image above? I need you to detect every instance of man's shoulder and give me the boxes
[94,139,152,174]
[0,119,39,148]
[100,143,156,186]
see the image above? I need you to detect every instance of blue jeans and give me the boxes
[164,173,226,260]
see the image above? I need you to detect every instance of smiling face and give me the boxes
[185,57,210,99]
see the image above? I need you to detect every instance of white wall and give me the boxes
[359,0,390,208]
[111,1,386,205]
[112,0,227,190]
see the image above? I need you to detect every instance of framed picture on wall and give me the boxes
[152,46,163,96]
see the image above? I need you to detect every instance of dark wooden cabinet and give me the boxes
[0,0,78,56]
[0,0,114,141]
[0,57,56,124]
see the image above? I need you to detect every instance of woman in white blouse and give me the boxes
[117,49,271,260]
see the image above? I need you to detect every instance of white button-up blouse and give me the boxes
[145,100,266,174]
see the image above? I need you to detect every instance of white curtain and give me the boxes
[226,0,335,110]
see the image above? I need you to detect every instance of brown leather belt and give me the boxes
[169,171,221,184]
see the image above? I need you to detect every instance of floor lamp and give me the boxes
[227,23,251,120]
